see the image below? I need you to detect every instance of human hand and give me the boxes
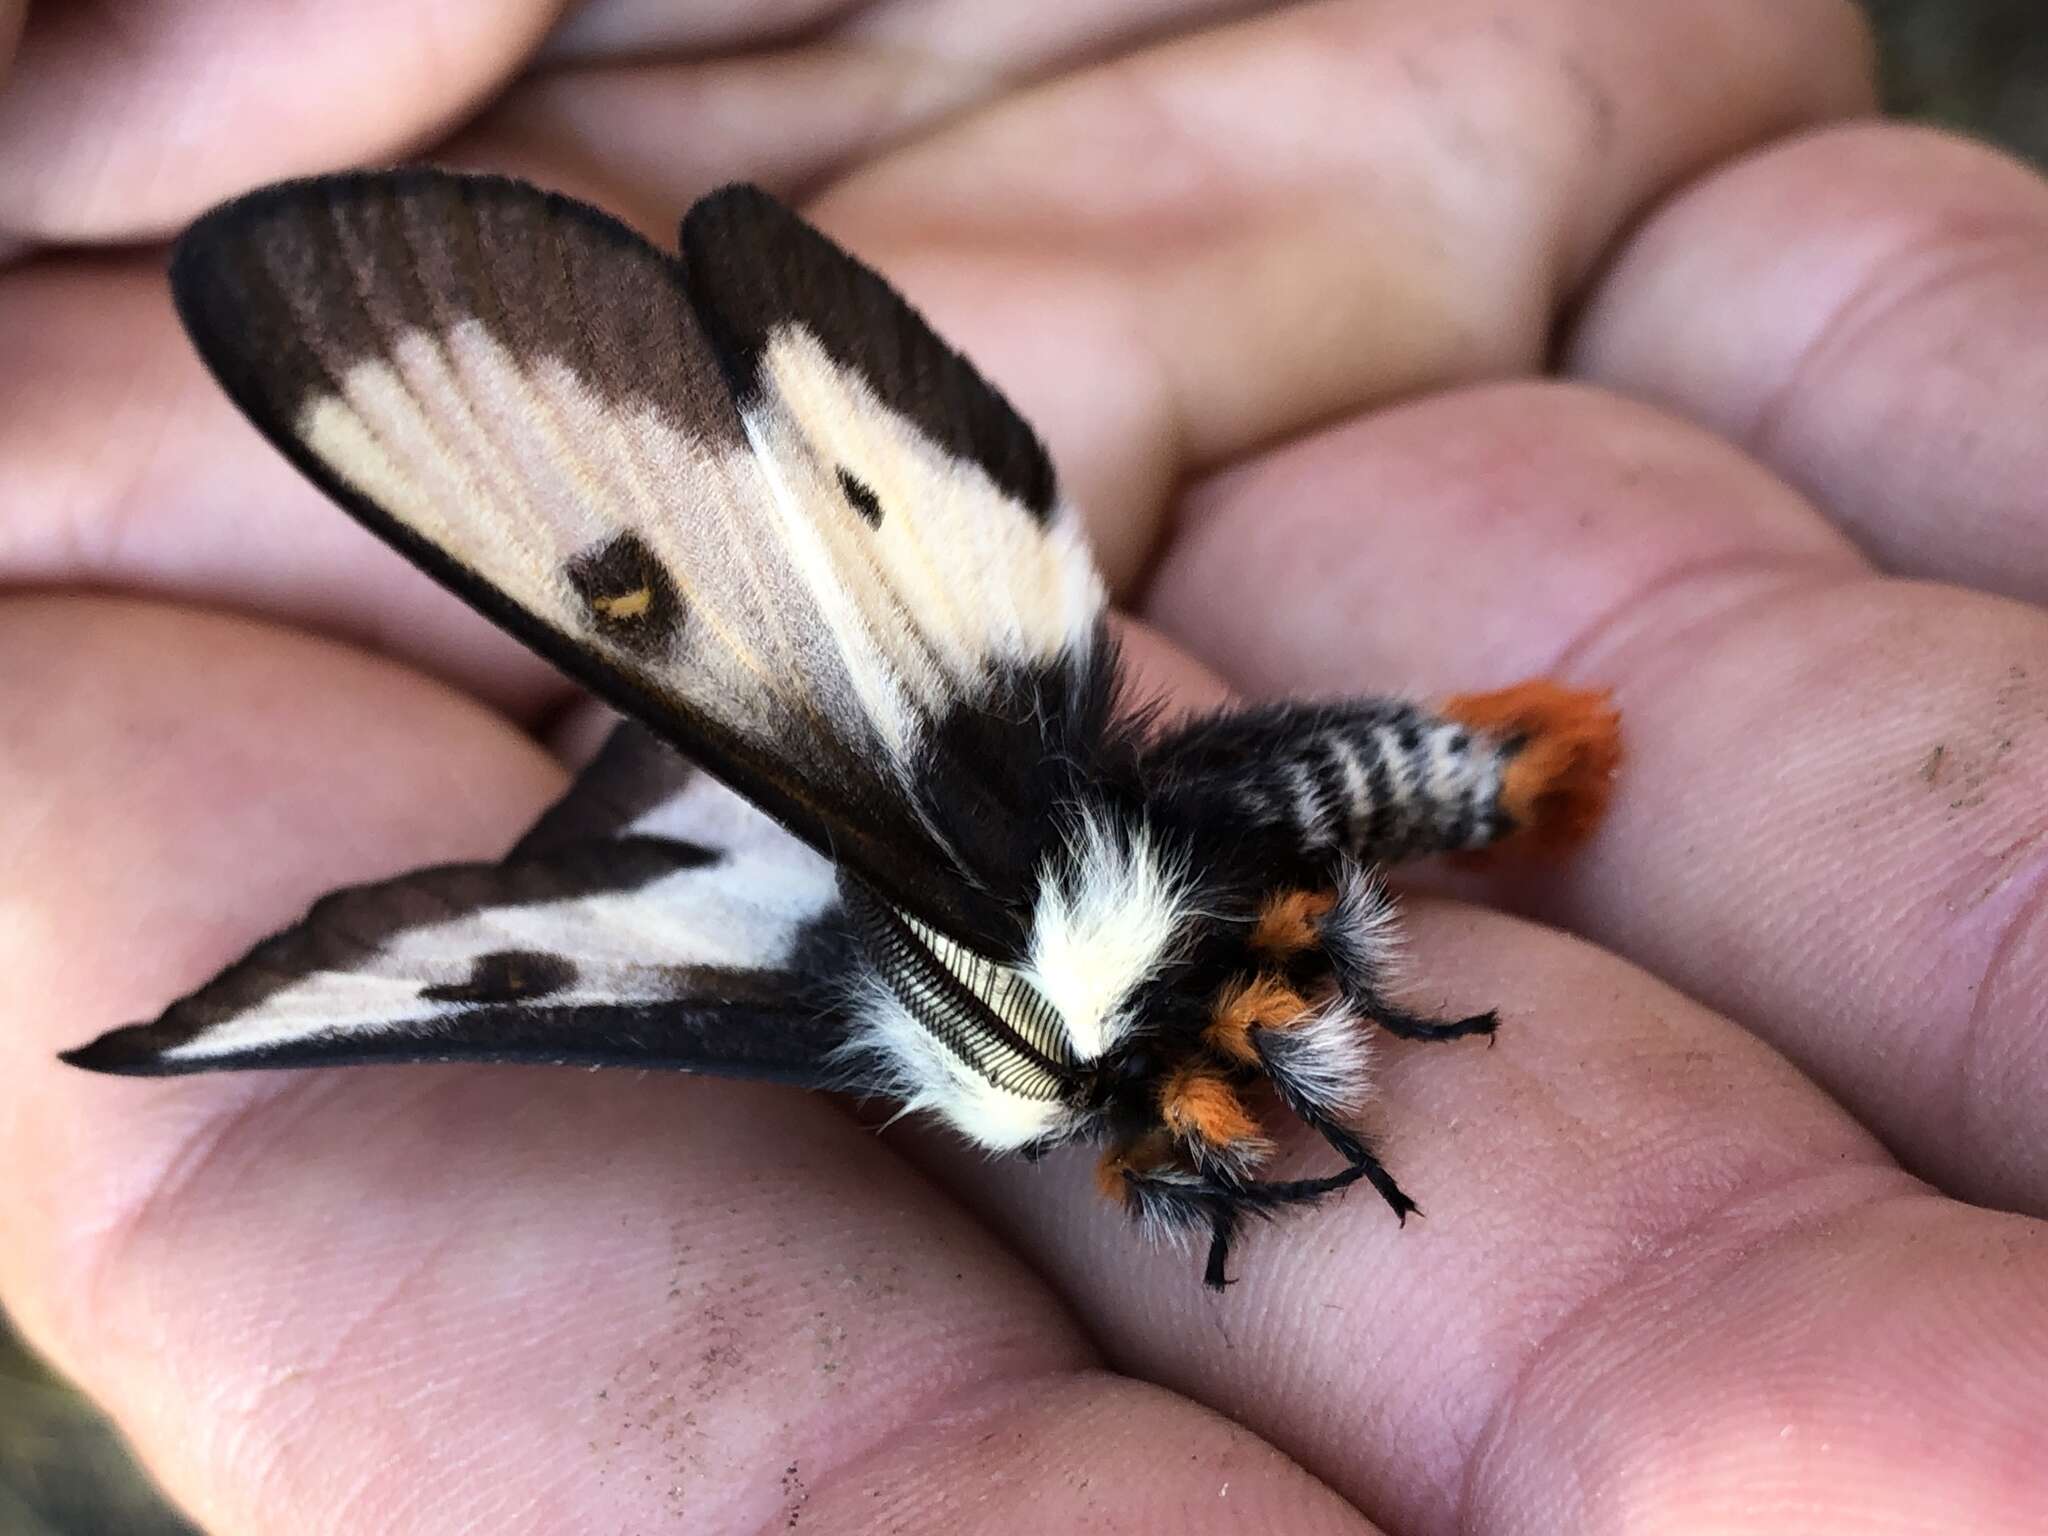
[7,1,2048,1531]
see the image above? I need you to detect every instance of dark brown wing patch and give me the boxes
[567,532,685,655]
[420,950,579,1004]
[170,169,741,443]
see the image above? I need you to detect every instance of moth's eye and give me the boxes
[1114,1049,1157,1084]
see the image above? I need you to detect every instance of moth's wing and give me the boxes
[679,184,1082,675]
[167,170,1111,957]
[63,723,862,1080]
[679,185,1124,932]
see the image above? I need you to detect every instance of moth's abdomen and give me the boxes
[1147,685,1620,871]
[1149,700,1497,866]
[1271,707,1505,861]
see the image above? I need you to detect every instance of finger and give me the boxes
[906,892,2048,1532]
[0,1,562,244]
[906,900,2048,1533]
[0,597,1368,1535]
[507,0,1277,210]
[1146,380,2048,1218]
[1570,121,2048,606]
[542,0,1261,65]
[0,0,1279,248]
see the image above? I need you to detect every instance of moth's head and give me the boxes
[1072,887,1375,1187]
[1057,891,1398,1293]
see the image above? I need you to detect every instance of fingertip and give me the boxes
[0,1,559,242]
[1571,118,2048,602]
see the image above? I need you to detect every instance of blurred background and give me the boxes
[3,3,2044,1531]
[1870,0,2048,163]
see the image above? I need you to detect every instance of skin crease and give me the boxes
[6,1,2048,1533]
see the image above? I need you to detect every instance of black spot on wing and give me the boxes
[837,468,884,527]
[421,949,578,1004]
[567,533,684,655]
[680,183,1059,520]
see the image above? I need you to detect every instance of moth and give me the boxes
[61,170,1621,1287]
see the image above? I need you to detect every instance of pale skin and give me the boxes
[4,0,2048,1530]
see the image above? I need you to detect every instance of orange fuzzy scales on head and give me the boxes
[1251,889,1337,957]
[1160,1066,1262,1149]
[1443,680,1622,851]
[1204,975,1306,1065]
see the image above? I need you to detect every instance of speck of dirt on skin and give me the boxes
[782,1461,810,1528]
[1920,743,1947,784]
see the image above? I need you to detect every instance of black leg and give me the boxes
[1312,1121,1419,1223]
[1204,1214,1236,1290]
[1373,1004,1500,1044]
[1135,1144,1418,1292]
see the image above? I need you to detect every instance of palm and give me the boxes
[7,1,2048,1530]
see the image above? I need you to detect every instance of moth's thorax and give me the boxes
[1018,807,1202,1061]
[837,804,1218,1150]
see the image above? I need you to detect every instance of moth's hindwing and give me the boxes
[63,724,863,1081]
[166,169,1110,956]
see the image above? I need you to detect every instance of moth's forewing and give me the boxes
[166,172,1112,955]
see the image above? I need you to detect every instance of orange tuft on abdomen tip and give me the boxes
[1442,680,1622,852]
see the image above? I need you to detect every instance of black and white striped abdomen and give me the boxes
[1148,699,1513,867]
[1268,706,1506,861]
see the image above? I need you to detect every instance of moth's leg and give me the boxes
[1105,1145,1239,1288]
[1308,1120,1419,1224]
[1200,977,1421,1222]
[1147,682,1620,870]
[1203,1208,1239,1290]
[1118,1155,1406,1289]
[1203,1154,1410,1286]
[1234,877,1498,1056]
[1370,1002,1500,1042]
